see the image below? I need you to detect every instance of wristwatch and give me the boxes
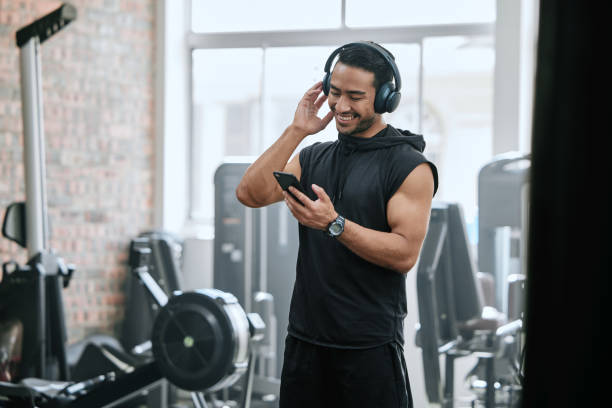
[326,214,345,238]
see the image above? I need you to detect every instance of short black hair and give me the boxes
[336,42,395,92]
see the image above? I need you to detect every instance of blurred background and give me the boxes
[0,1,542,407]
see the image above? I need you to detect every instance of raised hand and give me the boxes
[292,81,335,136]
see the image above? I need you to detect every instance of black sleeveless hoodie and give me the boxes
[288,125,438,348]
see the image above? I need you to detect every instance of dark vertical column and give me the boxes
[523,1,609,406]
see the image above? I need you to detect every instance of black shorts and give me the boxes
[279,335,413,408]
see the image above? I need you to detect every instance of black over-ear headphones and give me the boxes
[322,41,402,114]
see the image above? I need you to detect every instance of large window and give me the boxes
[189,0,495,234]
[346,0,495,27]
[422,36,495,223]
[192,0,342,33]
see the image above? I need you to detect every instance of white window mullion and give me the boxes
[258,47,267,155]
[417,39,424,134]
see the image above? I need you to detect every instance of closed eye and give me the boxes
[330,92,363,101]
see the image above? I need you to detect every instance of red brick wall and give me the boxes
[0,0,155,343]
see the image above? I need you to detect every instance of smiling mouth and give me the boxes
[335,112,357,124]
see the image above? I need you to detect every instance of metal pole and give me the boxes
[443,353,455,408]
[191,392,209,408]
[244,207,253,313]
[239,352,256,408]
[19,37,49,258]
[417,39,424,134]
[485,335,496,408]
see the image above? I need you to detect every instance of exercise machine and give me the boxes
[478,153,530,315]
[0,1,110,384]
[123,231,184,353]
[415,202,525,408]
[1,4,265,407]
[213,162,300,403]
[131,246,265,408]
[1,246,265,408]
[121,232,184,406]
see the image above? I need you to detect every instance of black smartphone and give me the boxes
[273,171,306,205]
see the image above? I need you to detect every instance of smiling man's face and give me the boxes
[328,62,381,138]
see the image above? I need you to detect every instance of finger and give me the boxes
[304,83,323,98]
[309,81,323,91]
[284,190,301,208]
[321,110,334,128]
[288,186,311,207]
[283,193,292,209]
[283,191,296,209]
[314,94,328,110]
[284,192,307,220]
[302,91,320,109]
[284,196,299,219]
[303,89,321,103]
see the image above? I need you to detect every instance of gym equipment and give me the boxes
[125,230,275,406]
[0,319,23,382]
[478,152,530,313]
[322,41,402,114]
[1,4,265,407]
[131,246,266,405]
[0,246,265,408]
[1,4,160,406]
[214,162,296,397]
[415,202,524,408]
[122,231,184,352]
[0,2,141,388]
[1,0,74,380]
[0,253,73,381]
[121,232,185,406]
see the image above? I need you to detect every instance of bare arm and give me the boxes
[236,81,334,208]
[283,162,435,273]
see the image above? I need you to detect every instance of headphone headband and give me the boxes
[323,41,402,92]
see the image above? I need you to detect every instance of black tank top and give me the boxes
[288,125,438,348]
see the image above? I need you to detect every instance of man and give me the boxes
[236,42,438,407]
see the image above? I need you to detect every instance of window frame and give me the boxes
[186,7,493,225]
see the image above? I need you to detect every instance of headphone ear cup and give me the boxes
[322,72,331,95]
[386,91,401,113]
[374,82,394,114]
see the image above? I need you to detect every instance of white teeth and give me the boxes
[338,114,354,121]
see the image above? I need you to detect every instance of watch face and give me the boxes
[329,222,342,235]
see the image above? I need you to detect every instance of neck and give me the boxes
[351,116,387,139]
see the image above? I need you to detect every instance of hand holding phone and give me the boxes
[273,171,306,205]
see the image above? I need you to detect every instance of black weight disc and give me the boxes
[151,291,236,391]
